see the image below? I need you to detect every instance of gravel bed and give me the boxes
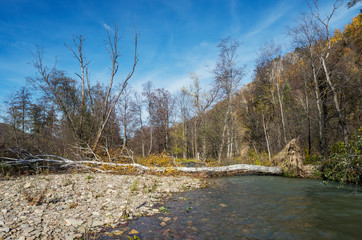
[0,173,202,239]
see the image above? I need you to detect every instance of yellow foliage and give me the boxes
[139,151,179,176]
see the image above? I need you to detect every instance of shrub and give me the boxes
[321,132,362,185]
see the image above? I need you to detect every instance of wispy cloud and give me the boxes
[244,0,296,39]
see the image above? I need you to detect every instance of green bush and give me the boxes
[304,149,323,165]
[321,132,362,185]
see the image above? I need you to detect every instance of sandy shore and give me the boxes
[0,173,202,239]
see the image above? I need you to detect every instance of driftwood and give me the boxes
[0,157,282,176]
[0,150,283,176]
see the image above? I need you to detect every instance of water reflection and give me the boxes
[98,176,362,240]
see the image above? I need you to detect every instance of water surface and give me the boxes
[100,176,362,239]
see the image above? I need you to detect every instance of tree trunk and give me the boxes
[311,60,325,155]
[182,120,187,159]
[262,113,271,162]
[194,120,198,160]
[218,104,230,163]
[148,113,153,156]
[321,58,348,143]
[275,72,287,145]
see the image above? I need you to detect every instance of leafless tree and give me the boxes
[213,37,245,163]
[288,15,326,154]
[308,0,348,143]
[131,91,145,157]
[142,81,155,156]
[92,26,139,150]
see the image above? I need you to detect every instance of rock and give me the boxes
[163,217,171,222]
[65,219,83,227]
[112,230,123,236]
[129,229,139,235]
[20,223,30,229]
[220,203,227,207]
[23,226,35,235]
[74,233,83,238]
[92,220,103,227]
[160,222,166,226]
[0,227,10,233]
[24,182,31,189]
[92,212,100,216]
[56,206,64,211]
[0,173,202,239]
[35,209,43,214]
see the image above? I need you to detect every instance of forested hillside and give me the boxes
[1,6,361,182]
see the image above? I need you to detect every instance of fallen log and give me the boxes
[1,155,283,176]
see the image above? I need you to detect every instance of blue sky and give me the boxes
[0,0,360,108]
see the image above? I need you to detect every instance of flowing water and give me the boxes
[99,176,362,239]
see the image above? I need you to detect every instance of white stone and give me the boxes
[92,220,103,227]
[92,212,100,216]
[0,227,9,233]
[65,219,83,227]
[24,182,31,189]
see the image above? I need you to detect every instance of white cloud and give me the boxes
[243,0,297,39]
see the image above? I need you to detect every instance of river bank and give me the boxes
[0,173,202,239]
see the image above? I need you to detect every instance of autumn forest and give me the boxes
[1,3,361,184]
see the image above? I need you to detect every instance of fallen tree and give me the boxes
[0,152,283,176]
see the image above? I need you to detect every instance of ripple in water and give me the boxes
[98,176,362,240]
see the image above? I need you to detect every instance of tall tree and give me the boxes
[288,16,327,154]
[143,81,155,156]
[213,37,245,163]
[308,0,349,143]
[131,91,145,157]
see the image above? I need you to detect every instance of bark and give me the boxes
[262,113,272,162]
[321,58,348,143]
[218,101,230,163]
[273,65,287,145]
[311,57,325,155]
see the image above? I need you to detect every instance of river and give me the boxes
[99,176,362,239]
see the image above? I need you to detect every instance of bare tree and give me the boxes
[175,87,192,159]
[131,91,145,157]
[29,49,79,140]
[308,0,348,143]
[118,86,134,148]
[187,73,218,160]
[143,81,155,156]
[29,26,138,152]
[92,27,139,150]
[213,37,245,163]
[65,35,90,141]
[258,41,287,146]
[288,15,326,154]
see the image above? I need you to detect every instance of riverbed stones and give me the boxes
[0,173,201,239]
